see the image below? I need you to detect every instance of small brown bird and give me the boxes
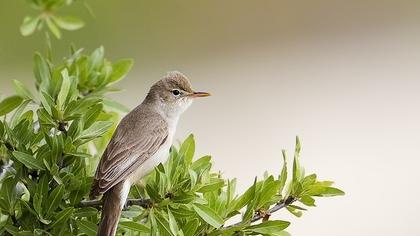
[90,71,210,236]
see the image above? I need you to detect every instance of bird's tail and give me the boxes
[98,181,127,236]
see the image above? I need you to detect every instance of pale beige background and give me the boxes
[1,0,420,235]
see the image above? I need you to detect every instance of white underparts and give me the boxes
[120,180,131,208]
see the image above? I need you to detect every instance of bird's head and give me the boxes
[146,71,210,118]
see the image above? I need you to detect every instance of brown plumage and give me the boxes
[90,71,210,236]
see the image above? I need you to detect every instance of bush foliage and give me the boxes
[0,1,344,235]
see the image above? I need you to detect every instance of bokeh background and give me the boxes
[1,0,420,235]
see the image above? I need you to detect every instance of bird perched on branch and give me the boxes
[89,71,211,236]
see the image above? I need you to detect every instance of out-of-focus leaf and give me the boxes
[46,17,61,39]
[53,16,84,30]
[20,16,40,36]
[0,95,23,116]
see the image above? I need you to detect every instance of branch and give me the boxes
[223,196,296,229]
[78,198,152,209]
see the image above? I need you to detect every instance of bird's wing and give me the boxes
[92,112,168,196]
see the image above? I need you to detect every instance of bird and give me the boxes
[89,71,211,236]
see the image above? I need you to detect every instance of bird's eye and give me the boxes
[172,89,181,96]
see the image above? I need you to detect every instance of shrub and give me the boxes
[0,1,344,235]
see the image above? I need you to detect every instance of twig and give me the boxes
[78,198,152,209]
[223,196,296,229]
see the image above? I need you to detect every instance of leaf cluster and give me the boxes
[20,0,86,38]
[106,136,344,236]
[0,46,132,235]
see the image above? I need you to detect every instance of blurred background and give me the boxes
[1,0,420,235]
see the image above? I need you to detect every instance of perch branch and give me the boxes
[223,196,296,229]
[78,198,152,209]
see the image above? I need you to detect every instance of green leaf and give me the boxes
[0,120,4,137]
[20,16,40,36]
[198,179,225,193]
[0,95,23,116]
[34,52,51,85]
[192,203,224,228]
[13,80,35,101]
[45,185,65,216]
[244,220,290,234]
[74,207,98,218]
[4,225,19,235]
[10,100,31,128]
[39,92,54,116]
[182,219,199,235]
[46,17,62,39]
[78,121,113,140]
[37,109,56,126]
[83,103,103,128]
[48,207,74,229]
[77,220,97,236]
[286,206,302,217]
[12,151,45,170]
[278,150,288,194]
[292,136,302,183]
[233,178,257,210]
[318,187,345,197]
[300,195,316,206]
[89,46,104,72]
[167,209,179,235]
[190,155,211,172]
[258,177,281,208]
[179,134,195,164]
[109,59,133,83]
[119,221,150,232]
[154,212,175,236]
[53,16,84,30]
[57,69,71,110]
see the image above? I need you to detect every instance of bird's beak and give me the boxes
[190,91,211,98]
